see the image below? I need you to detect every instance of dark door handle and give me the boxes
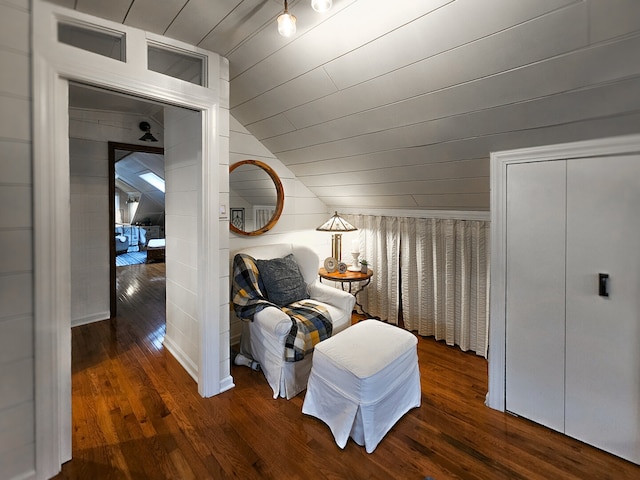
[599,273,609,297]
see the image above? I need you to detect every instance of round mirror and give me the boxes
[229,160,284,236]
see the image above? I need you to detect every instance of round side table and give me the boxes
[319,267,374,318]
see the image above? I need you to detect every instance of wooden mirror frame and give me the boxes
[229,159,284,236]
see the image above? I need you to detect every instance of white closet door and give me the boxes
[565,155,640,464]
[505,161,567,431]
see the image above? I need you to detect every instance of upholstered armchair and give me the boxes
[231,244,355,399]
[115,234,129,255]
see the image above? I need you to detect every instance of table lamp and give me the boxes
[316,211,357,262]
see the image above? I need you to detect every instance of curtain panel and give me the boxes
[401,217,490,357]
[347,214,489,358]
[348,214,401,324]
[254,206,275,230]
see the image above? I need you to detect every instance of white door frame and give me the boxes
[32,2,231,477]
[487,133,640,412]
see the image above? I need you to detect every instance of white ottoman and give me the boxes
[302,319,421,453]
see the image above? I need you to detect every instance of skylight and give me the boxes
[139,172,165,193]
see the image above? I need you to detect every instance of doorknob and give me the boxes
[599,273,609,297]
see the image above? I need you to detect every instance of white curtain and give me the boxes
[401,217,489,357]
[348,214,490,357]
[254,206,275,229]
[347,214,401,324]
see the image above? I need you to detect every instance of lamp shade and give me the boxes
[316,211,357,232]
[311,0,332,13]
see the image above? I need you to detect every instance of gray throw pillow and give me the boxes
[256,253,309,307]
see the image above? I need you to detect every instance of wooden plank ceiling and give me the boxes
[52,0,640,211]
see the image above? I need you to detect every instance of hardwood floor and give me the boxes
[54,263,640,479]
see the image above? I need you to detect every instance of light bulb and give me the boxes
[311,0,332,13]
[277,11,297,37]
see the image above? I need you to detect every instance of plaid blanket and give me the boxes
[232,253,332,362]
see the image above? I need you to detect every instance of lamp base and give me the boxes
[331,233,342,261]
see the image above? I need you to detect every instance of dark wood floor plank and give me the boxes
[53,263,640,480]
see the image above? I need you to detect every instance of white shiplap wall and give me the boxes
[229,115,332,246]
[0,1,35,479]
[163,106,202,380]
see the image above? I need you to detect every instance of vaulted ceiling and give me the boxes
[53,0,640,211]
[114,150,166,224]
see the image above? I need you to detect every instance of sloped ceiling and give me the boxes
[53,0,640,211]
[115,151,165,214]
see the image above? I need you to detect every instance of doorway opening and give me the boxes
[109,142,165,317]
[34,4,230,475]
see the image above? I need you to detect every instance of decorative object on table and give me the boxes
[360,259,369,274]
[316,211,357,262]
[337,262,348,274]
[324,256,338,273]
[348,252,361,271]
[348,237,361,271]
[231,207,245,230]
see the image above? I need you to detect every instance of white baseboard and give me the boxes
[219,375,235,394]
[162,335,198,382]
[71,311,110,328]
[9,468,36,480]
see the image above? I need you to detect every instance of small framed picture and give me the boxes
[231,207,245,230]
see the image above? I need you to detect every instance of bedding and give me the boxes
[147,238,165,249]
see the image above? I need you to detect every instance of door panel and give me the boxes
[505,161,567,431]
[565,155,640,464]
